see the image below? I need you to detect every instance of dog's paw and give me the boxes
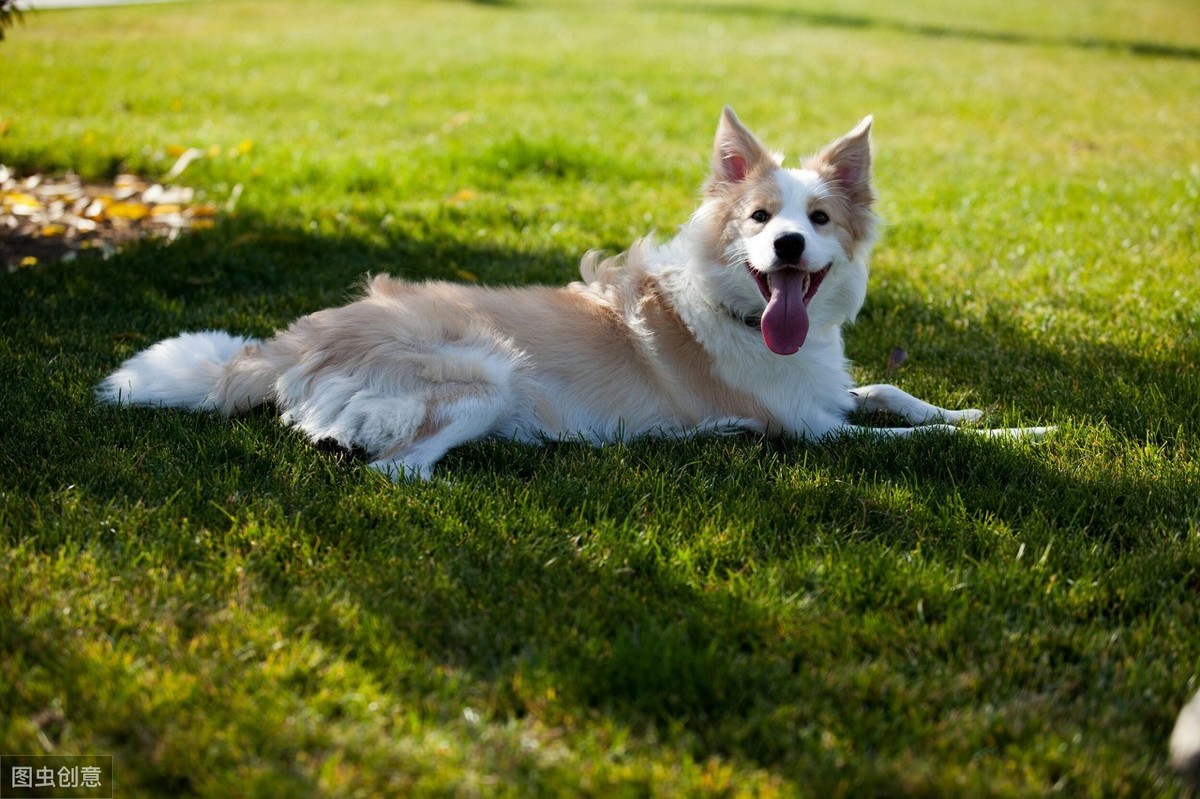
[946,408,984,424]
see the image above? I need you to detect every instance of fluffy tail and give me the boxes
[96,331,265,413]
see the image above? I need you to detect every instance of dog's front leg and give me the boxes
[849,383,983,426]
[845,384,1055,439]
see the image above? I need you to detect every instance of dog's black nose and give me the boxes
[774,233,806,265]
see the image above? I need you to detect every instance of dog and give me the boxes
[97,107,1048,479]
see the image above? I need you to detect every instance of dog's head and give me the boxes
[697,107,876,355]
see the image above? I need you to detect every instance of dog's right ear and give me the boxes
[707,106,775,193]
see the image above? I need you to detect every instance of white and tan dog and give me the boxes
[97,108,1046,479]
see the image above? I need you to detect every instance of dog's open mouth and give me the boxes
[746,263,831,355]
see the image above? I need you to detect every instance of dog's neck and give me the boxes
[724,305,761,331]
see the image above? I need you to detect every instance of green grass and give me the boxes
[3,0,1200,795]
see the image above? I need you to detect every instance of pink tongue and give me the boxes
[760,269,809,355]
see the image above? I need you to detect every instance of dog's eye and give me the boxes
[750,209,772,224]
[809,210,830,226]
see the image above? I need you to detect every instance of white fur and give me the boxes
[1172,692,1200,784]
[96,109,1049,480]
[96,331,257,410]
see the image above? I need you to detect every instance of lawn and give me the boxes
[2,0,1199,795]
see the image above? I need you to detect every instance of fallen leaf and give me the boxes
[83,198,108,219]
[106,202,151,221]
[142,183,194,205]
[2,191,41,208]
[7,201,41,216]
[188,204,219,218]
[63,215,96,233]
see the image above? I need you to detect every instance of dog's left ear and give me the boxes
[811,116,874,207]
[707,106,776,193]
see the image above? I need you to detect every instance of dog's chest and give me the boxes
[709,332,856,437]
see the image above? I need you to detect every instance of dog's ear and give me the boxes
[707,106,775,193]
[810,116,874,207]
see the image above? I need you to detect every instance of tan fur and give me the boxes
[637,281,778,430]
[712,176,786,260]
[225,264,770,441]
[805,127,876,247]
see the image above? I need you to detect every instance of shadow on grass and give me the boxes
[661,2,1200,61]
[2,209,1196,790]
[850,291,1200,446]
[6,438,1192,792]
[234,433,1195,789]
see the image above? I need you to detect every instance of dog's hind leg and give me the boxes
[367,386,515,481]
[850,383,983,426]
